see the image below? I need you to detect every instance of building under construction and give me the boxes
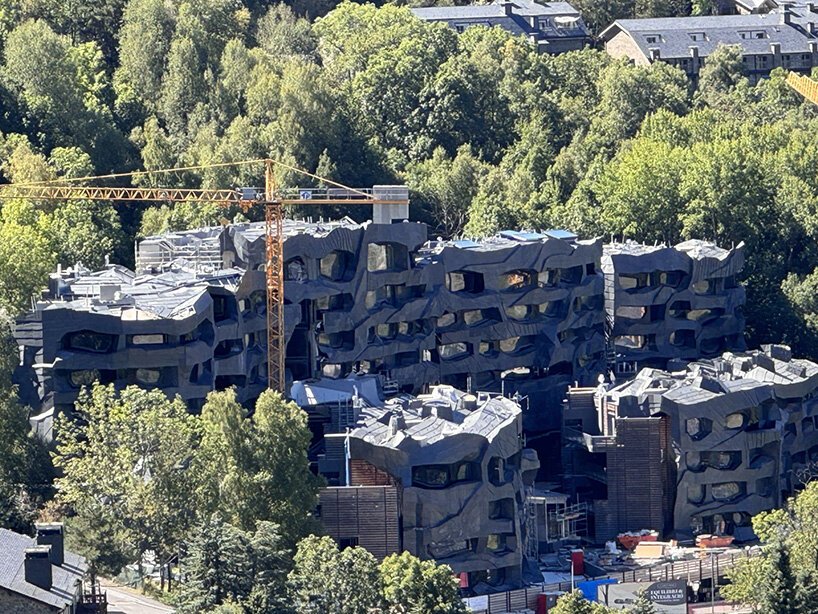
[298,377,539,592]
[13,220,748,442]
[564,345,818,541]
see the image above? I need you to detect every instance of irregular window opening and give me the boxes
[540,300,565,318]
[439,342,470,360]
[615,335,645,349]
[499,336,535,354]
[70,369,100,387]
[726,412,746,429]
[135,368,160,385]
[574,294,602,312]
[668,301,691,319]
[686,417,712,440]
[320,250,355,281]
[63,331,117,353]
[316,293,353,312]
[368,242,408,272]
[560,265,583,285]
[692,279,715,295]
[412,465,450,488]
[670,329,696,348]
[499,269,536,291]
[479,341,495,356]
[539,269,559,287]
[687,484,705,504]
[437,313,456,328]
[619,273,650,290]
[447,270,484,293]
[615,305,645,319]
[213,295,237,322]
[285,257,307,281]
[712,481,745,502]
[507,305,535,321]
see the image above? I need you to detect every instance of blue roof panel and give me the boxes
[544,229,578,241]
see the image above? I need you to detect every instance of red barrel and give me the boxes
[571,549,585,575]
[537,594,548,614]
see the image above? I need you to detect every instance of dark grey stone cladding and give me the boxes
[602,345,818,540]
[15,221,747,443]
[328,386,539,591]
[14,266,268,437]
[602,240,746,375]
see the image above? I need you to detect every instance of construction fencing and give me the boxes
[466,549,759,614]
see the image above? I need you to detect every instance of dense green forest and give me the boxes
[1,0,818,358]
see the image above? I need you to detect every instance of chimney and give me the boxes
[782,4,792,24]
[529,15,537,27]
[810,40,818,53]
[25,547,53,590]
[502,0,514,15]
[689,45,700,73]
[809,2,817,13]
[649,47,661,60]
[770,41,782,66]
[36,523,64,566]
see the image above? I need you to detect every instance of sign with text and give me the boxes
[599,579,687,612]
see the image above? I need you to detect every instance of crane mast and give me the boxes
[786,71,818,105]
[0,158,408,393]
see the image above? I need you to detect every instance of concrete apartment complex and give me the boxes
[411,0,592,54]
[0,524,88,613]
[305,379,539,592]
[564,345,818,541]
[603,240,746,377]
[600,8,818,82]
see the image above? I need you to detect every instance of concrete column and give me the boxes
[372,185,409,224]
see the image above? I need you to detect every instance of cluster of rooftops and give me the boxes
[39,220,733,320]
[410,0,818,81]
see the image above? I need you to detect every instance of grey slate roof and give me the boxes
[411,0,590,41]
[0,529,86,610]
[600,13,817,59]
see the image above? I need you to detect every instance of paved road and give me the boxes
[100,581,175,614]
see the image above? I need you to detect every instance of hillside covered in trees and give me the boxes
[1,0,818,360]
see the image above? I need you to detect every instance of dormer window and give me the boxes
[646,35,659,43]
[454,23,467,33]
[689,32,706,41]
[539,18,549,29]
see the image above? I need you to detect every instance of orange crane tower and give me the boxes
[0,158,409,393]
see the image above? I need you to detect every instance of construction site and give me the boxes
[4,158,818,603]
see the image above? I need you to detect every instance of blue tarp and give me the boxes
[577,578,619,602]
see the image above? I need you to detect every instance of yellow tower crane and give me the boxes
[0,158,409,393]
[786,71,818,104]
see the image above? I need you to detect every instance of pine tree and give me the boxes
[761,541,799,614]
[629,590,657,614]
[795,570,818,614]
